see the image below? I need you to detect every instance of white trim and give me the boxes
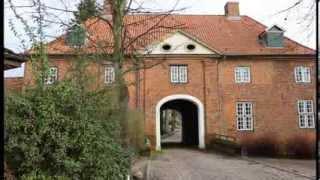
[142,31,219,55]
[104,65,115,84]
[170,65,188,84]
[297,100,315,128]
[235,67,250,83]
[44,67,58,85]
[236,102,254,131]
[295,66,311,83]
[155,94,205,151]
[266,24,286,32]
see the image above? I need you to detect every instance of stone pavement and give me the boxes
[147,148,316,180]
[162,129,182,143]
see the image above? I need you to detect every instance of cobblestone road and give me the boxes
[147,148,315,180]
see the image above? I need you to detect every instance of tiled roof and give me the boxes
[46,15,315,55]
[4,48,27,70]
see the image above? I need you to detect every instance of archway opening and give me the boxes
[160,99,199,147]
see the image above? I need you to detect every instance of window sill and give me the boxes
[237,129,254,132]
[299,127,315,129]
[295,82,312,84]
[171,82,188,85]
[105,83,115,86]
[235,82,251,84]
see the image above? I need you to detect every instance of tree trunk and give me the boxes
[112,0,130,146]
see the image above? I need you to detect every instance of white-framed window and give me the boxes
[170,65,188,83]
[295,66,311,83]
[44,67,58,85]
[297,100,315,128]
[235,67,250,83]
[105,65,115,84]
[236,102,253,131]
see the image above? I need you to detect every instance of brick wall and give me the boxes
[5,77,24,92]
[23,56,316,152]
[137,57,316,151]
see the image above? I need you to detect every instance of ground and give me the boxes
[162,129,182,143]
[146,148,315,180]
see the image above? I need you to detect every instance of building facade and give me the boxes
[23,2,316,153]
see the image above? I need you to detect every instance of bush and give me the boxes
[5,81,131,179]
[123,110,149,155]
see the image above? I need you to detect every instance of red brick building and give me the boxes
[4,48,27,92]
[23,2,316,153]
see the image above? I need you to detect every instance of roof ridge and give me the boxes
[43,14,315,55]
[126,14,231,16]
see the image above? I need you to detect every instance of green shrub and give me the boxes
[123,110,149,154]
[5,81,131,179]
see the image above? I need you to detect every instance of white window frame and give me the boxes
[44,67,58,85]
[297,100,315,128]
[295,66,311,83]
[105,65,115,84]
[170,65,188,84]
[236,102,253,131]
[235,67,250,83]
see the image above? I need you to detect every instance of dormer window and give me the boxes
[259,25,285,48]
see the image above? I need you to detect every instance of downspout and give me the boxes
[135,64,140,108]
[216,58,222,136]
[202,60,207,145]
[143,61,146,120]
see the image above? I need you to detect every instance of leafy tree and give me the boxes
[67,0,98,47]
[5,66,131,179]
[5,1,131,177]
[6,0,181,178]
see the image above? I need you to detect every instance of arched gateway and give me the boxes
[155,94,205,150]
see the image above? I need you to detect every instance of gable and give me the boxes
[143,31,216,55]
[267,25,285,33]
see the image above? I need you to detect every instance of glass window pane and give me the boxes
[237,102,252,130]
[45,67,58,85]
[105,66,115,84]
[171,65,187,83]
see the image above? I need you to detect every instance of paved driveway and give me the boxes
[147,148,316,180]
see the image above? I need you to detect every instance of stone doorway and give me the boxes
[155,94,205,150]
[160,100,199,147]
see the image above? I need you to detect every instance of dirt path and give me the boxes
[147,148,315,180]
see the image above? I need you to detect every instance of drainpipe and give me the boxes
[216,58,222,136]
[143,61,146,127]
[135,64,140,108]
[201,60,207,145]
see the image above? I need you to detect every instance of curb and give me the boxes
[145,159,151,180]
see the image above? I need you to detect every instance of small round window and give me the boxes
[162,44,172,51]
[186,44,196,51]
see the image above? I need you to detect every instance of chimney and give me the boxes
[102,0,113,21]
[224,1,240,20]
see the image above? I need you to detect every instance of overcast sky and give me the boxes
[4,0,316,77]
